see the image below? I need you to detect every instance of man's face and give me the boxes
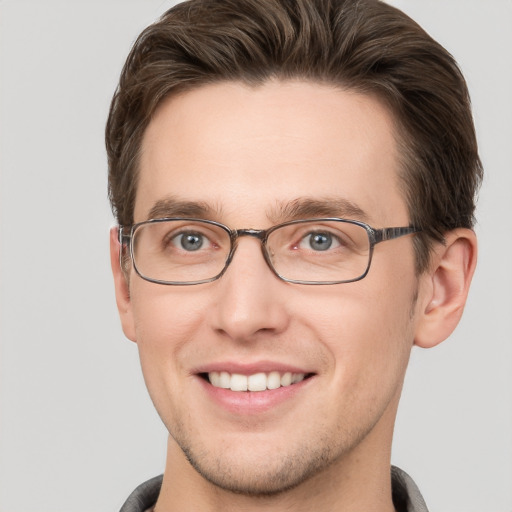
[116,81,426,494]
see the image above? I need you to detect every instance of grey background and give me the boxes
[0,1,511,511]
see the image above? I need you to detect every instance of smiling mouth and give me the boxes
[201,371,314,392]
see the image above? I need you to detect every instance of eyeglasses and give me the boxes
[119,218,420,286]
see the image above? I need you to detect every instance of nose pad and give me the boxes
[209,237,289,341]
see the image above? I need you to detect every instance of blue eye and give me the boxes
[309,233,332,251]
[300,232,340,251]
[174,232,207,251]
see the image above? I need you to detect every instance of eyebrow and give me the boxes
[146,197,222,220]
[144,196,369,225]
[267,197,370,224]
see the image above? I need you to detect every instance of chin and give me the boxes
[174,428,344,497]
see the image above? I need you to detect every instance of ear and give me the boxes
[110,227,137,342]
[414,228,477,348]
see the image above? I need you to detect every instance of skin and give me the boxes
[111,80,477,511]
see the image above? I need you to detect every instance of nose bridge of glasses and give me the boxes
[231,228,269,261]
[233,228,267,241]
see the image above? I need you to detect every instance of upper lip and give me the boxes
[192,360,314,376]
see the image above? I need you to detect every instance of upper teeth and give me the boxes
[208,371,305,392]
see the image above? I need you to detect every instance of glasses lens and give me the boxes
[267,220,371,283]
[132,220,230,284]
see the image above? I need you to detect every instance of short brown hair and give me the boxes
[106,0,482,272]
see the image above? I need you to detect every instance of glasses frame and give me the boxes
[119,217,421,286]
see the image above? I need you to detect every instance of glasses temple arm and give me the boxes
[374,226,420,244]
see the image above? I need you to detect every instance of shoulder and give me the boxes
[392,466,429,512]
[119,475,163,512]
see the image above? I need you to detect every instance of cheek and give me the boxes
[131,281,208,343]
[296,271,417,391]
[129,284,210,386]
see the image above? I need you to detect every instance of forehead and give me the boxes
[136,80,408,226]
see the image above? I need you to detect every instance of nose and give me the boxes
[209,237,290,342]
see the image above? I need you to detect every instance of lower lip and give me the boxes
[197,376,313,415]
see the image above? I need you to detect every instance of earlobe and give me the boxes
[414,228,477,349]
[110,227,137,342]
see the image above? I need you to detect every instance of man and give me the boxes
[106,0,481,510]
